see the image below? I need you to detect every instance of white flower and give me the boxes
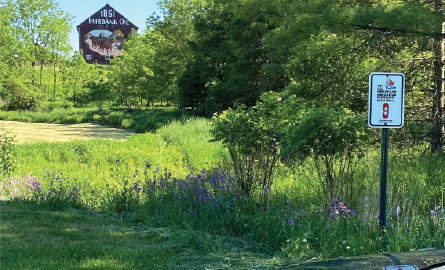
[346,246,350,249]
[342,241,346,244]
[303,239,307,242]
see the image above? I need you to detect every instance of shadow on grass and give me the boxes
[0,202,278,270]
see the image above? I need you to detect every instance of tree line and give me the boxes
[1,0,445,151]
[118,0,445,152]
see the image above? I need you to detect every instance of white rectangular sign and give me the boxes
[368,72,405,128]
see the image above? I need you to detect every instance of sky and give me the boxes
[57,0,160,52]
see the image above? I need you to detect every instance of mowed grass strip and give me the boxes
[0,204,278,270]
[0,120,133,144]
[0,205,175,269]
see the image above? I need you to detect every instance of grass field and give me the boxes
[1,117,444,269]
[0,120,133,144]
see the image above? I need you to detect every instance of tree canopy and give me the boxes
[2,0,445,150]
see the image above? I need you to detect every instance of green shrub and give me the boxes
[92,114,101,121]
[121,118,135,129]
[45,101,73,111]
[0,125,17,174]
[0,79,43,111]
[211,92,296,196]
[282,108,370,204]
[75,114,86,123]
[64,115,76,123]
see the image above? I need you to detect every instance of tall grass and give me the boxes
[156,118,230,169]
[1,118,444,260]
[9,118,227,190]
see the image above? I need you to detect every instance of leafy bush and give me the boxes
[0,79,43,111]
[45,101,74,111]
[0,125,16,174]
[282,108,369,204]
[121,118,135,129]
[211,92,297,196]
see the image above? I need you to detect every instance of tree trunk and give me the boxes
[432,1,444,153]
[39,64,43,89]
[31,62,35,85]
[73,84,77,107]
[73,77,78,107]
[47,74,51,100]
[53,53,57,102]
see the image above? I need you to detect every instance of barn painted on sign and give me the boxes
[76,4,138,64]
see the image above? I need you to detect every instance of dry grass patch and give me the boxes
[0,120,133,144]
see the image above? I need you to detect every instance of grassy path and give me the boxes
[0,120,134,144]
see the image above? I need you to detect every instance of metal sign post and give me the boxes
[379,128,389,234]
[368,72,405,236]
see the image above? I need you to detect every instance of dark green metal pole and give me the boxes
[379,128,389,235]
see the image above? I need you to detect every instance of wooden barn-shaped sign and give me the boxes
[76,4,138,64]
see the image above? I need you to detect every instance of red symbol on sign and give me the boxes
[383,103,389,119]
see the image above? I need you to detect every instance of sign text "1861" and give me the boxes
[101,9,115,18]
[88,9,130,25]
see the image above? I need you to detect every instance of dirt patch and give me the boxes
[0,120,134,144]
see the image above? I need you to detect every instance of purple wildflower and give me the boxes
[32,181,41,191]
